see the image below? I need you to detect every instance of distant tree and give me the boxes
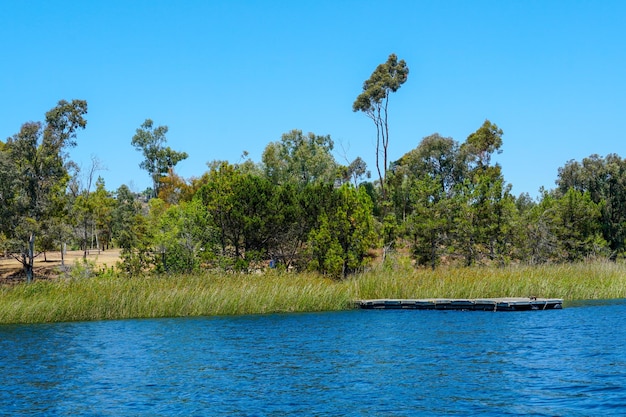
[70,157,104,258]
[4,99,87,282]
[0,143,16,246]
[91,177,115,251]
[553,188,606,261]
[111,185,144,250]
[263,183,310,269]
[516,190,557,264]
[522,189,607,263]
[453,121,511,266]
[344,156,370,186]
[462,170,517,265]
[405,175,455,269]
[460,120,503,169]
[353,53,409,197]
[131,119,188,199]
[556,153,626,260]
[196,162,276,271]
[112,184,152,275]
[262,129,339,186]
[148,198,214,273]
[158,169,191,205]
[389,133,462,222]
[307,184,376,278]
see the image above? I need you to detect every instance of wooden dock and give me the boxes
[358,297,563,311]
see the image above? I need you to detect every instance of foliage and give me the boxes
[353,53,409,196]
[111,184,154,276]
[131,119,188,199]
[195,163,277,271]
[262,129,339,186]
[149,198,215,274]
[390,122,517,267]
[556,153,626,259]
[2,100,88,282]
[5,70,626,286]
[306,184,376,278]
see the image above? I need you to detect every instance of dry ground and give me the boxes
[0,249,121,285]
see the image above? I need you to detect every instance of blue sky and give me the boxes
[2,0,625,197]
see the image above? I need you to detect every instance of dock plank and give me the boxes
[358,298,563,311]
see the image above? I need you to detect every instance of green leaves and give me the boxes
[353,53,409,113]
[148,199,213,274]
[262,129,338,186]
[353,53,409,196]
[44,99,88,150]
[556,153,626,258]
[131,119,188,199]
[462,119,503,169]
[2,99,88,281]
[307,184,376,278]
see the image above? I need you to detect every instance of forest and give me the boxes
[2,56,626,283]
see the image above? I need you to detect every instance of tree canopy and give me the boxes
[353,53,409,196]
[3,99,88,281]
[131,119,188,199]
[3,78,626,284]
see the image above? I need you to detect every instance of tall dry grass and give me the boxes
[0,271,351,324]
[0,260,624,324]
[351,260,626,301]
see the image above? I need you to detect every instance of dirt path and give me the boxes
[0,249,121,285]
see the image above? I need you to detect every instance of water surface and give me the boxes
[1,300,624,416]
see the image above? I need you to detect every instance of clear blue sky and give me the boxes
[2,0,625,197]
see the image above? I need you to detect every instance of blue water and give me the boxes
[1,300,625,416]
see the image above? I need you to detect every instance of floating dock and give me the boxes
[358,297,563,311]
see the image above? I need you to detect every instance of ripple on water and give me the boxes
[0,300,625,416]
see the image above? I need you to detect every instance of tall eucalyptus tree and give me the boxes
[353,53,408,197]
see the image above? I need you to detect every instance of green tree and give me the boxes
[405,175,455,269]
[552,188,606,261]
[556,154,626,259]
[342,156,370,186]
[519,189,564,263]
[263,183,310,269]
[0,143,17,252]
[4,99,87,282]
[523,189,607,262]
[452,121,512,266]
[111,184,152,275]
[70,157,104,258]
[131,119,188,199]
[353,53,409,197]
[111,185,144,250]
[262,129,339,186]
[389,133,462,222]
[196,163,275,271]
[389,133,466,267]
[307,184,376,278]
[91,177,116,251]
[149,198,214,273]
[461,120,503,169]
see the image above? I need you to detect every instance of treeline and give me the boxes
[3,99,626,281]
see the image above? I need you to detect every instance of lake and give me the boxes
[1,300,625,416]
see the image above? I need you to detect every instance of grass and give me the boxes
[352,261,626,301]
[1,260,625,324]
[0,272,351,324]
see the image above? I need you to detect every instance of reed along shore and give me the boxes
[1,261,625,324]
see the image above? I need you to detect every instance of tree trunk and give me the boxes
[26,233,35,283]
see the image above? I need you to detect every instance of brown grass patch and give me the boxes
[0,249,121,285]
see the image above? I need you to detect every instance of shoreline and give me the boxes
[1,260,625,324]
